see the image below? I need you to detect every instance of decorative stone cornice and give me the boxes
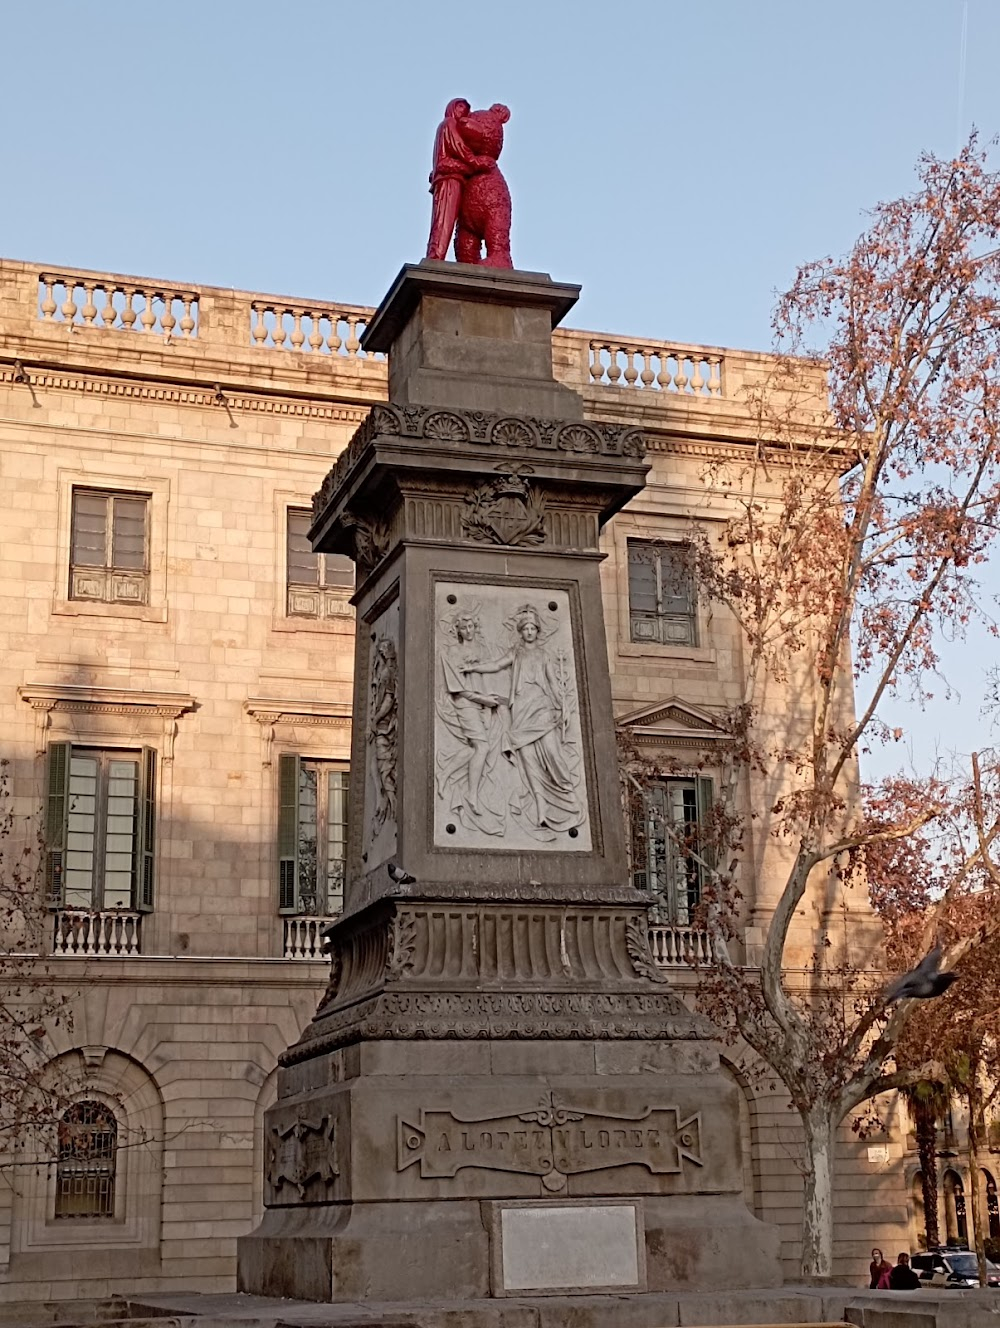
[0,361,372,425]
[311,401,648,526]
[244,698,352,767]
[18,683,195,758]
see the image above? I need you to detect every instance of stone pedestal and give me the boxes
[237,262,781,1304]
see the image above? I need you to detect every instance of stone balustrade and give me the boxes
[51,909,142,957]
[250,300,377,358]
[648,923,714,967]
[283,915,335,960]
[39,272,199,339]
[0,259,832,421]
[588,339,724,396]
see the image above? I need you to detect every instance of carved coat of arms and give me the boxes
[266,1114,339,1202]
[462,469,546,547]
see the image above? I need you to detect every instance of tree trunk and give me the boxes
[914,1097,941,1248]
[800,1104,836,1279]
[968,1087,987,1287]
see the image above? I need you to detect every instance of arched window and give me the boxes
[944,1169,967,1246]
[54,1100,117,1219]
[984,1169,1000,1241]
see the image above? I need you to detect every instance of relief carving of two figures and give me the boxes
[436,603,584,841]
[426,99,513,268]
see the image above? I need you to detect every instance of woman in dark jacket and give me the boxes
[869,1248,892,1288]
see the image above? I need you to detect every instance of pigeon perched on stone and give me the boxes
[387,862,416,886]
[885,945,958,1002]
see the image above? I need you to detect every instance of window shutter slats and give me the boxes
[136,747,157,911]
[45,742,72,907]
[277,754,300,913]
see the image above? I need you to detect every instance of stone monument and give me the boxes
[237,109,781,1307]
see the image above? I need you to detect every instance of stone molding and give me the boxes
[311,402,648,527]
[18,682,195,759]
[0,361,372,423]
[282,900,711,1063]
[244,698,352,768]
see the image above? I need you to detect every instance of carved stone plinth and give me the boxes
[238,263,782,1306]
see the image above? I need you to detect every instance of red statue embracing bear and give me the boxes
[426,99,513,269]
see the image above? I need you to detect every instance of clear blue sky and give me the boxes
[4,0,1000,778]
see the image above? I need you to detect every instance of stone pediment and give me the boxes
[616,697,724,745]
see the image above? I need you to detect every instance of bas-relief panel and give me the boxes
[433,583,591,852]
[364,599,399,870]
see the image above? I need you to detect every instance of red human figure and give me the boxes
[426,98,488,262]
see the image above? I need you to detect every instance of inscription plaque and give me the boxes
[398,1092,701,1192]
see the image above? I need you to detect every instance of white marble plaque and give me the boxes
[363,599,398,870]
[500,1203,641,1292]
[433,583,592,851]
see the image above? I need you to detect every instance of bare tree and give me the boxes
[657,137,1000,1277]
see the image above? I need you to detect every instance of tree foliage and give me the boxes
[673,136,1000,1277]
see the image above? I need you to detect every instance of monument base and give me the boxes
[238,1193,781,1302]
[238,1026,781,1304]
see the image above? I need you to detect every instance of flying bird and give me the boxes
[387,862,416,886]
[885,945,958,1002]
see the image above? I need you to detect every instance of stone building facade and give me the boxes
[0,257,919,1302]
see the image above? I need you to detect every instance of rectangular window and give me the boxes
[69,489,150,605]
[286,508,354,619]
[45,743,156,911]
[277,753,349,915]
[627,540,696,646]
[630,776,713,923]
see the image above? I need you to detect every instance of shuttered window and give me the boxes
[45,743,156,911]
[630,776,713,923]
[277,754,349,915]
[286,509,354,619]
[69,489,150,605]
[627,541,697,646]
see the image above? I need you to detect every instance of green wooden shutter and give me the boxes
[277,754,300,913]
[136,747,157,912]
[694,776,715,900]
[45,743,72,907]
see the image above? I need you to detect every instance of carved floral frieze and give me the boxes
[311,402,647,525]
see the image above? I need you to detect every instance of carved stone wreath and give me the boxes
[462,469,546,547]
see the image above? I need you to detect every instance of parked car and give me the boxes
[911,1249,1000,1288]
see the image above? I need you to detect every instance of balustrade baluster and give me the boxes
[102,287,118,329]
[81,284,97,326]
[40,277,57,320]
[589,341,605,383]
[673,355,689,393]
[326,317,343,355]
[655,353,671,391]
[690,358,705,394]
[180,297,196,338]
[121,288,138,330]
[251,303,267,345]
[638,349,654,389]
[623,349,639,387]
[290,311,305,351]
[161,298,176,340]
[707,355,723,396]
[308,313,324,353]
[345,315,361,357]
[140,293,156,334]
[271,308,287,349]
[60,282,78,323]
[606,345,622,384]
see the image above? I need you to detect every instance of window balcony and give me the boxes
[283,915,336,960]
[648,922,714,968]
[52,909,142,957]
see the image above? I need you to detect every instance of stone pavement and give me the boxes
[29,1286,995,1328]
